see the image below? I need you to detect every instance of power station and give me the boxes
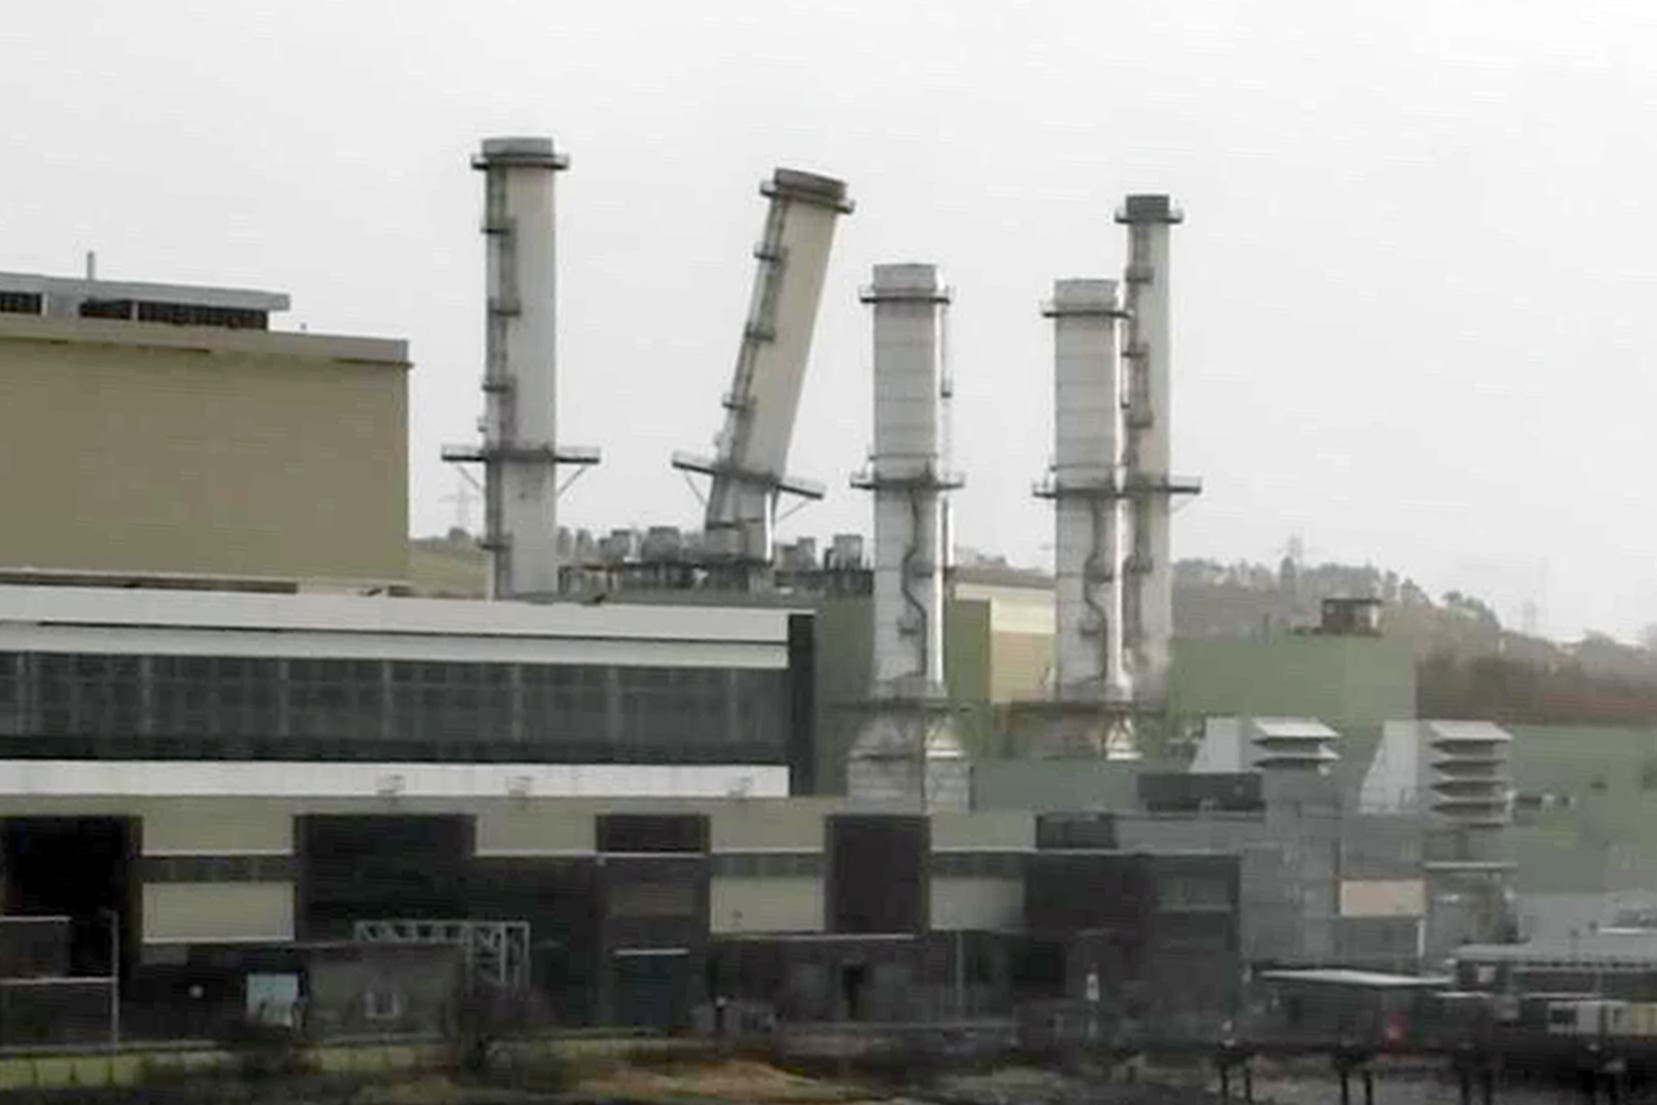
[0,133,1563,1059]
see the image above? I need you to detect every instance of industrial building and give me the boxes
[0,579,1242,1036]
[0,131,1539,1049]
[0,270,409,592]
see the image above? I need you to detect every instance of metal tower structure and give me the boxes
[1117,195,1199,704]
[1035,278,1135,756]
[673,169,853,574]
[443,136,598,600]
[846,263,968,811]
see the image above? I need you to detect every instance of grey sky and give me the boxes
[4,0,1655,641]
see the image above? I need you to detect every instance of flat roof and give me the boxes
[0,312,405,364]
[1456,933,1657,964]
[0,270,289,312]
[1424,720,1512,744]
[0,584,793,642]
[1251,717,1342,740]
[0,584,800,669]
[0,761,790,800]
[1257,968,1453,989]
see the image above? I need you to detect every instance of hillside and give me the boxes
[1173,556,1657,725]
[409,532,487,598]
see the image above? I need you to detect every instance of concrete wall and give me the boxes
[143,799,290,854]
[143,883,293,943]
[0,794,1112,964]
[973,759,1144,812]
[0,316,409,586]
[475,805,597,855]
[1340,878,1426,918]
[710,878,822,933]
[930,809,1034,849]
[931,878,1023,929]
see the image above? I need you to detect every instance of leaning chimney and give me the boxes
[443,136,599,599]
[674,170,853,572]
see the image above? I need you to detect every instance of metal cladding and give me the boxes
[1042,279,1130,708]
[1116,194,1199,704]
[847,263,968,811]
[1359,721,1517,957]
[676,168,853,564]
[445,136,599,600]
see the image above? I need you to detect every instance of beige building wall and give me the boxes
[1339,878,1427,918]
[143,800,291,855]
[931,877,1024,930]
[143,883,294,943]
[930,810,1035,850]
[475,806,597,856]
[711,800,837,851]
[710,878,823,934]
[0,316,409,586]
[956,580,1055,703]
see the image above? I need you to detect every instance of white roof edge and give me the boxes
[0,761,791,799]
[1423,720,1515,741]
[0,584,800,645]
[0,313,406,363]
[1247,716,1342,738]
[1257,968,1453,988]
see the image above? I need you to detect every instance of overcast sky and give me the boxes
[5,1,1656,641]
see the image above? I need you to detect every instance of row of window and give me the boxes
[712,852,824,878]
[0,652,788,760]
[73,298,268,329]
[1155,871,1235,911]
[931,851,1026,879]
[141,854,295,884]
[131,850,1073,884]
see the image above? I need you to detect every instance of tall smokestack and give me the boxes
[445,136,598,599]
[847,263,967,810]
[676,170,853,572]
[861,263,953,693]
[1116,195,1198,702]
[1041,279,1132,732]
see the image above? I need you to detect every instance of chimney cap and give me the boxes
[764,168,854,213]
[473,136,570,172]
[1115,194,1184,225]
[1044,278,1126,318]
[861,262,951,303]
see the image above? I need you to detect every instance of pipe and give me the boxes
[1082,496,1111,685]
[900,489,928,683]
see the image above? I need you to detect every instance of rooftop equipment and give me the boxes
[1361,720,1517,958]
[673,169,853,574]
[0,270,287,330]
[443,136,599,600]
